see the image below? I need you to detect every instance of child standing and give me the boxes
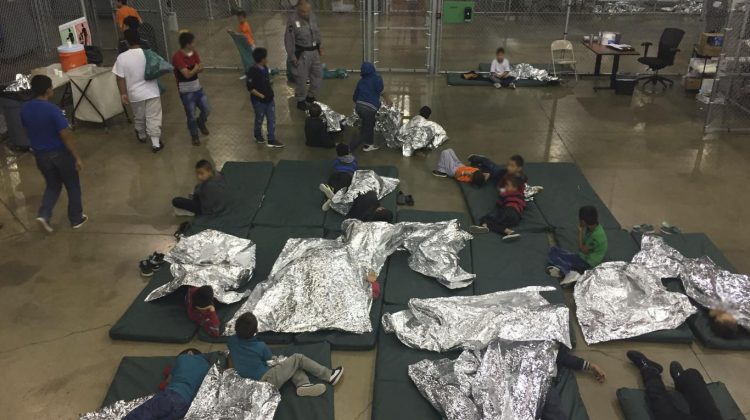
[469,176,525,241]
[246,48,284,148]
[236,11,255,48]
[186,286,220,337]
[547,205,609,280]
[490,47,516,89]
[228,313,344,397]
[305,103,335,148]
[432,148,487,186]
[172,32,210,146]
[319,143,359,210]
[351,61,389,152]
[172,160,226,216]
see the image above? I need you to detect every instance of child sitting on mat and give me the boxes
[468,153,526,193]
[305,103,335,148]
[228,312,345,397]
[546,205,608,284]
[172,159,227,216]
[320,143,359,210]
[186,285,220,337]
[432,148,488,186]
[124,348,210,419]
[469,176,525,241]
[490,47,516,89]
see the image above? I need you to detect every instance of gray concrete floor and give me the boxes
[2,54,750,420]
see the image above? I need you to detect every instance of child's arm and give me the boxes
[577,223,589,253]
[262,342,273,362]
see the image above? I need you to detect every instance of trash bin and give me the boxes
[0,89,33,149]
[67,64,124,124]
[615,74,637,95]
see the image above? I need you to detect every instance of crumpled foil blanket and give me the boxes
[595,0,701,14]
[330,169,400,215]
[3,74,31,92]
[395,115,449,156]
[383,286,571,352]
[145,229,256,304]
[574,261,697,344]
[510,64,557,82]
[525,185,543,201]
[225,220,475,334]
[409,339,559,420]
[184,364,280,420]
[310,101,346,132]
[79,395,153,420]
[401,220,475,289]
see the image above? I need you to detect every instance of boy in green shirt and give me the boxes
[547,205,608,281]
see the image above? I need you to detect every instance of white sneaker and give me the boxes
[173,207,195,217]
[560,271,582,286]
[494,83,502,89]
[509,83,516,89]
[362,144,379,152]
[296,383,326,397]
[546,265,562,279]
[468,225,489,234]
[321,199,332,211]
[36,217,53,233]
[502,233,521,242]
[319,183,335,199]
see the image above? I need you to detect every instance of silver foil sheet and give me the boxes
[184,364,280,420]
[681,256,750,330]
[594,2,645,14]
[525,185,543,201]
[311,101,346,132]
[383,286,571,352]
[574,261,697,344]
[79,395,153,420]
[510,64,557,82]
[631,233,686,279]
[395,115,449,157]
[330,169,400,215]
[376,104,404,146]
[408,339,558,420]
[145,229,256,304]
[3,74,31,92]
[401,220,475,288]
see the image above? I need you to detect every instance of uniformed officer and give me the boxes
[285,2,323,111]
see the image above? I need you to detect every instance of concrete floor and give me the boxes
[2,67,750,419]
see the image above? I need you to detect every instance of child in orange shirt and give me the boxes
[236,11,255,48]
[115,0,142,32]
[433,148,487,186]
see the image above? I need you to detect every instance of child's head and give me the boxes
[179,32,196,51]
[30,75,53,99]
[235,312,258,339]
[179,348,202,356]
[372,207,394,223]
[507,154,524,176]
[124,28,140,47]
[470,171,486,187]
[192,286,214,309]
[116,0,126,8]
[195,160,215,182]
[578,205,599,227]
[710,310,739,340]
[308,103,322,118]
[504,176,524,192]
[336,143,350,157]
[419,106,432,119]
[495,47,505,61]
[236,10,247,22]
[252,47,268,65]
[123,15,140,30]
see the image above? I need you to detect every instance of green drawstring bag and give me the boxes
[143,49,173,80]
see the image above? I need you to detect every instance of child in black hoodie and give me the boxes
[305,103,335,148]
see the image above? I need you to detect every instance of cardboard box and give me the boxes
[697,32,724,57]
[682,76,702,90]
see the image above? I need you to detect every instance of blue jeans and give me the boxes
[252,99,276,143]
[179,89,210,137]
[34,150,84,225]
[350,103,377,151]
[548,246,591,276]
[123,389,189,420]
[468,155,506,184]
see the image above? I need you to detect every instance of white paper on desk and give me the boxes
[608,44,634,51]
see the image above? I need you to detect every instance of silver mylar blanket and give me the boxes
[330,169,399,215]
[383,286,571,352]
[409,339,559,420]
[145,229,256,304]
[341,105,403,146]
[310,101,346,132]
[574,261,697,344]
[401,220,475,289]
[3,74,31,92]
[79,395,153,420]
[510,64,557,82]
[396,115,449,157]
[184,364,280,420]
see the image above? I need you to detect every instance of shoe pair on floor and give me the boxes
[255,137,286,148]
[633,222,682,235]
[296,366,345,397]
[139,252,166,277]
[36,215,88,233]
[627,350,686,381]
[468,225,520,242]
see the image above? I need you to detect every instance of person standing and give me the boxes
[114,28,164,152]
[350,61,389,152]
[246,48,284,148]
[21,75,87,233]
[114,0,142,33]
[285,2,323,111]
[172,32,210,146]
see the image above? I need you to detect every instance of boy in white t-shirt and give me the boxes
[113,29,163,152]
[489,47,516,89]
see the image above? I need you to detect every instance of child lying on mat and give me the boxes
[468,153,527,193]
[469,176,525,242]
[432,148,488,186]
[172,160,227,216]
[541,347,606,419]
[546,205,608,284]
[186,285,220,337]
[708,309,742,340]
[320,143,358,210]
[124,348,210,420]
[490,47,516,89]
[227,313,345,397]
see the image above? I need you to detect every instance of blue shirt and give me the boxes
[166,354,210,403]
[353,62,383,110]
[227,335,272,380]
[20,99,69,154]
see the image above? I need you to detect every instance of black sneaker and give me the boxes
[255,137,266,144]
[669,361,684,381]
[432,170,448,178]
[148,252,165,271]
[306,96,317,104]
[72,214,88,229]
[329,366,344,386]
[197,120,209,135]
[266,141,285,148]
[297,101,309,111]
[626,350,663,373]
[139,260,154,277]
[191,135,201,146]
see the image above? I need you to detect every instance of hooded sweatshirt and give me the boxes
[353,62,384,111]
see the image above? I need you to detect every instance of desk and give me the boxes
[582,42,640,91]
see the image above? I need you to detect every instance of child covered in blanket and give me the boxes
[319,143,359,210]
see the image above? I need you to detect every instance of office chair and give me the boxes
[636,28,685,90]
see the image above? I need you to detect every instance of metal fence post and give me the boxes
[563,0,571,40]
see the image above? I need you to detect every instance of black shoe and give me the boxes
[255,137,266,144]
[627,350,663,373]
[266,141,285,148]
[297,101,309,111]
[197,120,209,135]
[432,170,448,178]
[329,366,344,386]
[139,260,154,277]
[669,361,684,381]
[72,214,88,229]
[191,135,201,146]
[306,96,317,104]
[174,221,190,238]
[152,143,164,153]
[148,252,165,271]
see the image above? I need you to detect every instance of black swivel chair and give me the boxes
[636,28,685,90]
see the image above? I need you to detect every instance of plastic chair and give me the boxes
[550,40,578,81]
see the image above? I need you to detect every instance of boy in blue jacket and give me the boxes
[350,62,389,152]
[319,143,358,210]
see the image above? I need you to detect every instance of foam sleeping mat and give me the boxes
[253,160,332,227]
[197,226,324,344]
[100,343,335,420]
[524,162,621,230]
[384,210,474,305]
[617,382,746,420]
[556,228,640,263]
[458,181,550,233]
[446,72,558,87]
[323,165,400,233]
[109,267,199,343]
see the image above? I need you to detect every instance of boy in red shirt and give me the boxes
[469,176,526,241]
[236,11,255,48]
[185,286,220,337]
[172,32,210,145]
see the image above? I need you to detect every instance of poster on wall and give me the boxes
[58,17,91,46]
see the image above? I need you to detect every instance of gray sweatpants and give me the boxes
[130,97,162,147]
[294,50,322,102]
[260,353,332,389]
[437,148,463,176]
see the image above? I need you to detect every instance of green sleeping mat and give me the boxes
[197,226,324,344]
[384,210,474,305]
[458,181,550,233]
[524,162,621,231]
[100,343,335,420]
[617,382,745,420]
[323,165,400,233]
[109,267,199,343]
[253,160,332,227]
[446,72,558,87]
[556,228,640,263]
